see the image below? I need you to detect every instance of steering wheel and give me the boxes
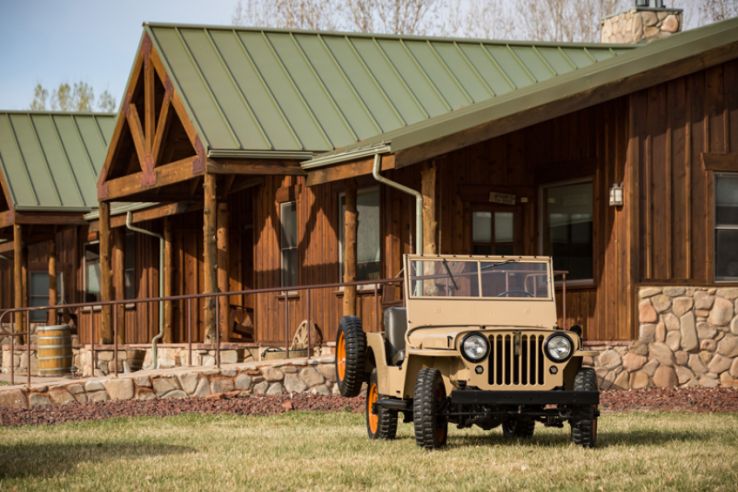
[496,290,534,297]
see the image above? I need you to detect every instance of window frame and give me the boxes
[471,205,519,256]
[714,172,738,283]
[280,200,298,288]
[338,185,382,288]
[539,177,595,287]
[28,270,64,322]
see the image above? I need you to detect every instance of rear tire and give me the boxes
[570,367,598,449]
[366,369,398,440]
[502,418,535,438]
[413,368,449,450]
[335,316,366,398]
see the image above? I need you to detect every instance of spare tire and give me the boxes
[336,316,366,397]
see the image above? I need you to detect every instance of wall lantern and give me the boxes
[609,182,624,207]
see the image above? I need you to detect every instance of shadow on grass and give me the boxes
[445,427,725,449]
[0,442,192,480]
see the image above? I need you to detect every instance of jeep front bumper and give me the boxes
[450,390,599,406]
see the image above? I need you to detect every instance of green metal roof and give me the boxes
[144,23,635,154]
[0,112,116,212]
[310,14,738,165]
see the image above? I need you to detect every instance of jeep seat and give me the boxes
[384,307,407,365]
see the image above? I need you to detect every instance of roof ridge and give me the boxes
[143,22,638,50]
[0,111,117,116]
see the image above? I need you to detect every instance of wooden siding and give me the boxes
[632,59,738,284]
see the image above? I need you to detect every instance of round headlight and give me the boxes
[545,334,573,362]
[461,334,489,362]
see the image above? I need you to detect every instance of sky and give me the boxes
[0,0,237,111]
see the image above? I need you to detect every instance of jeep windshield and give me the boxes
[408,259,551,299]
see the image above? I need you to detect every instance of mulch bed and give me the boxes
[0,387,736,428]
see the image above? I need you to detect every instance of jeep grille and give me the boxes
[488,334,546,386]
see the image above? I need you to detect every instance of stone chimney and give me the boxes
[600,1,683,44]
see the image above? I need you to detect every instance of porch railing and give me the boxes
[0,277,404,387]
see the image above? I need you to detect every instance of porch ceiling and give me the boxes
[143,23,633,156]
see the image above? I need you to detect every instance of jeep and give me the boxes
[335,254,599,449]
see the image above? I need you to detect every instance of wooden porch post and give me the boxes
[113,228,126,344]
[421,161,438,255]
[99,202,113,344]
[343,178,357,317]
[163,216,173,343]
[203,173,217,343]
[217,201,230,342]
[13,223,26,344]
[48,238,58,326]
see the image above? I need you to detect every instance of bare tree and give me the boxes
[699,0,738,22]
[232,0,343,30]
[29,81,117,113]
[514,0,630,43]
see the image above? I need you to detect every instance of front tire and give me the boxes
[335,316,366,397]
[570,367,598,448]
[366,369,398,440]
[413,368,449,450]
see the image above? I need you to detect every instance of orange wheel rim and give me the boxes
[337,332,346,380]
[368,383,379,434]
[436,385,446,441]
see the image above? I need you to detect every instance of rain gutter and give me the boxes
[126,211,164,369]
[371,153,422,255]
[207,149,314,160]
[301,144,391,170]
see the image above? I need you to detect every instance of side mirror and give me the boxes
[569,325,582,337]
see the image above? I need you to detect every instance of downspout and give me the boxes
[371,153,423,255]
[0,255,10,261]
[126,212,165,369]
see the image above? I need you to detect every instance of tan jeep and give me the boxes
[335,254,600,449]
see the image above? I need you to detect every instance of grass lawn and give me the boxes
[1,410,737,491]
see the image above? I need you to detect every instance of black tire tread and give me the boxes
[413,368,448,450]
[336,316,366,398]
[366,370,398,440]
[571,367,598,449]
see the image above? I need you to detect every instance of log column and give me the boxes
[113,228,125,344]
[48,238,58,326]
[343,178,358,317]
[217,201,230,342]
[163,216,173,343]
[99,202,113,344]
[421,161,438,295]
[13,224,26,344]
[203,173,217,343]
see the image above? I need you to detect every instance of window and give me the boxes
[340,187,381,281]
[280,201,298,287]
[29,272,63,322]
[84,242,101,302]
[715,174,738,282]
[541,180,593,282]
[125,233,135,299]
[472,210,515,255]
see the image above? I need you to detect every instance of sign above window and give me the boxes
[488,192,516,205]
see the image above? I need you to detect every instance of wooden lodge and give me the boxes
[2,15,738,358]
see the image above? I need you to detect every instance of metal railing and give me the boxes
[0,277,405,386]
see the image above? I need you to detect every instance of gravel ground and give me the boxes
[0,387,736,428]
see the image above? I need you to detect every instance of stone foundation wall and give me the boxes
[585,286,738,389]
[0,356,340,409]
[600,8,682,44]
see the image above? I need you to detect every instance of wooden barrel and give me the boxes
[37,325,73,376]
[126,349,146,371]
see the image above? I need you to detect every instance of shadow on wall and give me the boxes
[0,442,192,480]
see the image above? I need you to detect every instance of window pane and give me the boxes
[473,211,492,243]
[282,248,298,287]
[30,296,50,321]
[410,260,479,297]
[542,182,593,281]
[341,189,381,282]
[495,212,514,243]
[125,271,135,300]
[85,243,101,302]
[280,201,297,249]
[30,272,49,296]
[480,261,549,298]
[716,175,738,227]
[716,229,738,281]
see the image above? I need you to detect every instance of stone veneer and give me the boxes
[600,8,682,44]
[0,356,341,409]
[585,286,738,390]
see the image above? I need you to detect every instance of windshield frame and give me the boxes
[405,255,554,301]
